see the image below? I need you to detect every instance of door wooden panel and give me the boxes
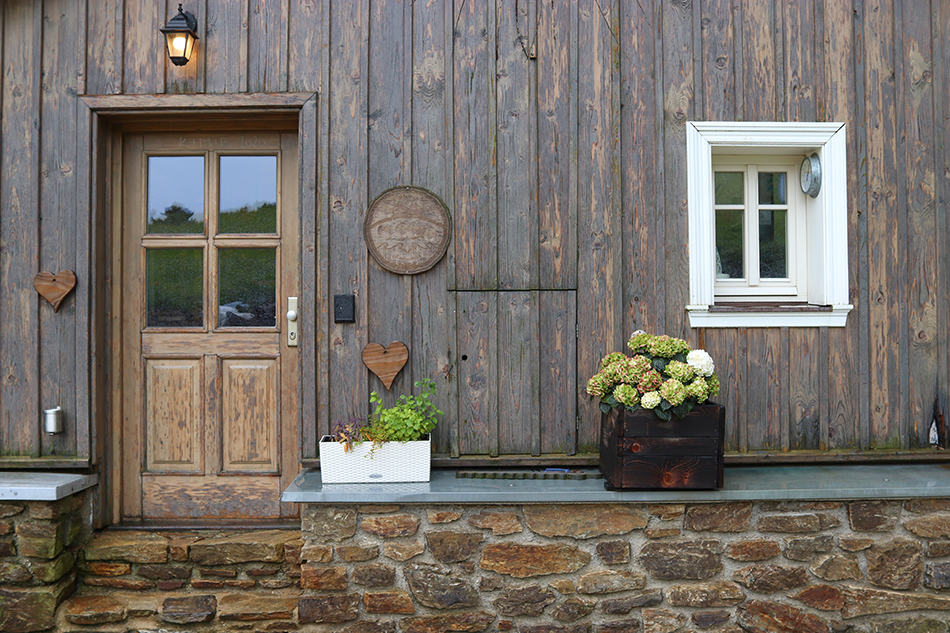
[222,357,279,472]
[145,358,203,473]
[117,132,299,521]
[142,475,281,520]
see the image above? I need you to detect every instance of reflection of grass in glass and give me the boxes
[715,210,744,278]
[148,204,204,234]
[219,248,276,327]
[147,249,203,326]
[219,203,276,234]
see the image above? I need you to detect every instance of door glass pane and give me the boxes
[218,156,278,234]
[146,249,203,327]
[759,209,788,278]
[758,172,787,205]
[714,172,744,205]
[218,248,277,327]
[147,156,205,233]
[715,209,744,279]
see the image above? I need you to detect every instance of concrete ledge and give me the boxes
[0,472,97,501]
[283,464,950,504]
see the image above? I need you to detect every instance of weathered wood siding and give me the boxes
[0,0,947,462]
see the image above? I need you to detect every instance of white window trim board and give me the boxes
[686,121,852,328]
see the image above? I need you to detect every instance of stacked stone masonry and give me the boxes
[0,493,89,633]
[43,499,950,632]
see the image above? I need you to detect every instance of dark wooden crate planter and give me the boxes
[600,404,725,490]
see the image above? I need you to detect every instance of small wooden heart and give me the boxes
[33,270,77,312]
[362,341,409,390]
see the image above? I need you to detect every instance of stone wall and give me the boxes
[59,528,303,630]
[297,500,950,633]
[42,499,950,632]
[0,492,90,633]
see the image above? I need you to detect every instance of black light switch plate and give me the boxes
[334,294,355,323]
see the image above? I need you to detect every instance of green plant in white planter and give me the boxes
[369,379,441,442]
[319,379,442,483]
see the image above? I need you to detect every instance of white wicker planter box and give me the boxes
[318,435,431,483]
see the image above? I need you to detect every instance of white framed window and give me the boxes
[712,156,807,301]
[686,121,853,328]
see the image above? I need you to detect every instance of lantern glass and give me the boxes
[164,30,196,66]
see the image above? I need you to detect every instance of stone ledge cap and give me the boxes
[0,472,97,501]
[283,465,950,505]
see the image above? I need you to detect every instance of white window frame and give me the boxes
[686,121,853,328]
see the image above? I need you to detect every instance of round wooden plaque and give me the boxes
[364,186,452,275]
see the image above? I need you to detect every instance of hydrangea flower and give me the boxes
[586,330,719,420]
[686,349,715,377]
[659,379,687,406]
[629,355,652,375]
[706,373,721,397]
[664,360,695,383]
[627,331,652,354]
[585,374,606,398]
[637,368,664,393]
[613,383,639,408]
[686,377,710,403]
[601,352,628,370]
[640,391,661,409]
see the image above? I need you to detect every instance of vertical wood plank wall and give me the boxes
[0,0,947,461]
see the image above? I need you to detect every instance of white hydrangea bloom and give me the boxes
[686,349,715,377]
[640,391,662,409]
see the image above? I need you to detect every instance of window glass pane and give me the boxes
[715,209,744,279]
[714,172,744,205]
[147,156,204,234]
[218,248,277,327]
[146,249,203,327]
[759,209,788,278]
[218,156,278,234]
[758,172,787,205]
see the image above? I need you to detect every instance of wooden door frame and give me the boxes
[79,93,318,525]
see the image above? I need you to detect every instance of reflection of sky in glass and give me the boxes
[148,156,205,222]
[219,156,277,211]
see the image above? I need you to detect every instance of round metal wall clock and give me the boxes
[800,153,822,198]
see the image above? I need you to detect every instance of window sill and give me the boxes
[282,464,950,504]
[687,303,852,328]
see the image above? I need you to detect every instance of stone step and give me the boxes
[59,590,301,629]
[82,528,301,566]
[76,528,302,591]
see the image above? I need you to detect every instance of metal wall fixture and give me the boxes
[160,4,199,66]
[43,406,63,435]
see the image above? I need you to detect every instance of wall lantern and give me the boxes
[160,4,199,66]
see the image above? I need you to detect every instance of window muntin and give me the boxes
[712,157,806,301]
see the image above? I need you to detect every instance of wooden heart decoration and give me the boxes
[33,270,77,312]
[362,341,409,390]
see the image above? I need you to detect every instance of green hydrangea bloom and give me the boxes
[627,332,653,354]
[637,368,664,393]
[659,378,687,406]
[706,373,721,397]
[630,355,652,375]
[686,377,710,403]
[585,374,606,398]
[649,335,691,359]
[600,352,628,370]
[613,383,639,408]
[664,360,695,382]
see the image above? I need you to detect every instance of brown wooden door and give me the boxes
[118,133,299,521]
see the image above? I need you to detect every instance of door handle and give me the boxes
[286,297,299,347]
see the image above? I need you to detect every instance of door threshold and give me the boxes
[111,518,300,531]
